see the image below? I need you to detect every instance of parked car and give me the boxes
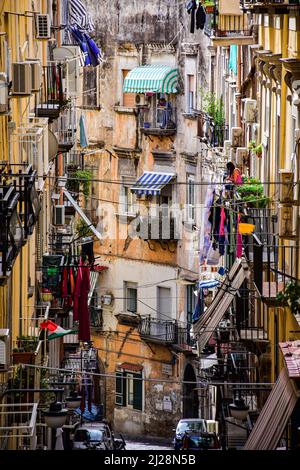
[72,423,114,450]
[173,419,220,450]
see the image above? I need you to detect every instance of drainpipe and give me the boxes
[237,46,242,129]
[280,16,289,169]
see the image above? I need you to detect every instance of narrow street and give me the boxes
[0,0,300,456]
[125,439,173,451]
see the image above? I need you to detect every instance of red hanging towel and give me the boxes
[61,267,68,299]
[78,260,91,342]
[73,259,84,321]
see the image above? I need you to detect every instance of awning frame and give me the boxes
[64,189,102,240]
[131,171,176,197]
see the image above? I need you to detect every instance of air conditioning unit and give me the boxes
[35,14,51,39]
[279,204,295,239]
[279,169,294,203]
[231,127,243,148]
[223,140,231,156]
[236,147,248,166]
[28,61,42,92]
[11,62,32,95]
[243,99,257,123]
[0,329,10,372]
[53,205,65,225]
[135,94,148,106]
[0,73,8,113]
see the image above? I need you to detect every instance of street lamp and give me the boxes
[66,390,82,410]
[43,401,68,428]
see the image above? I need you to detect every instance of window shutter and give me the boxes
[133,373,143,411]
[115,371,124,406]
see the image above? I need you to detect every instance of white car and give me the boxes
[72,423,114,450]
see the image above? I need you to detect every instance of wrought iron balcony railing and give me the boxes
[139,105,177,136]
[204,4,252,38]
[0,164,41,240]
[0,184,23,282]
[138,317,195,348]
[138,214,179,242]
[50,102,77,152]
[35,64,68,121]
[242,0,299,10]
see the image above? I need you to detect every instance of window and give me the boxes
[122,69,136,107]
[115,370,143,410]
[124,282,137,313]
[157,286,171,321]
[187,75,195,113]
[120,177,136,215]
[186,174,195,222]
[186,284,196,325]
[82,67,99,108]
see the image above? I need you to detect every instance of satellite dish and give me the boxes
[48,129,58,160]
[52,46,78,75]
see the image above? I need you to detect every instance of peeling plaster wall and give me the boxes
[83,0,210,437]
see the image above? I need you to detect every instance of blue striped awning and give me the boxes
[123,65,178,94]
[131,171,176,196]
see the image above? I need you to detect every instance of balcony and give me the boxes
[204,3,253,47]
[10,118,50,191]
[12,304,50,367]
[50,103,77,152]
[0,185,23,283]
[35,64,68,121]
[0,164,41,240]
[242,0,300,13]
[139,317,195,350]
[196,112,229,147]
[138,214,179,242]
[139,105,177,136]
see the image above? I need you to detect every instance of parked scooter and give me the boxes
[113,433,126,450]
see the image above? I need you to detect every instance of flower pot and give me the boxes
[12,351,35,365]
[205,6,215,13]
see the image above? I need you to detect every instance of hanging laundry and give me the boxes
[73,257,91,342]
[196,4,206,30]
[199,186,215,265]
[186,0,197,34]
[192,288,204,323]
[236,213,243,258]
[219,207,227,256]
[229,45,238,76]
[68,0,95,33]
[79,114,89,148]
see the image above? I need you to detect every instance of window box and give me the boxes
[12,351,35,365]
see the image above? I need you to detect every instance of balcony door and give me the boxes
[152,287,171,340]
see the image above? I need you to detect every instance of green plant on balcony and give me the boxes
[15,335,38,352]
[67,169,92,197]
[201,90,225,128]
[203,0,215,13]
[276,281,300,317]
[236,177,269,208]
[248,141,263,157]
[75,219,94,238]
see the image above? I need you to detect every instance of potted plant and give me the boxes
[254,143,263,158]
[204,0,215,14]
[236,177,270,208]
[276,281,300,317]
[13,335,38,365]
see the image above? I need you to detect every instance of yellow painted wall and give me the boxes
[0,0,48,341]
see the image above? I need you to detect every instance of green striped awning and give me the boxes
[123,65,178,94]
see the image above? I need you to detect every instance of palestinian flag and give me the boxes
[40,320,77,340]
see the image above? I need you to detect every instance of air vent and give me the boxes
[0,329,10,372]
[11,62,32,95]
[0,73,8,113]
[35,14,51,39]
[28,61,42,92]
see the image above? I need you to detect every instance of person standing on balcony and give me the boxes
[226,162,243,185]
